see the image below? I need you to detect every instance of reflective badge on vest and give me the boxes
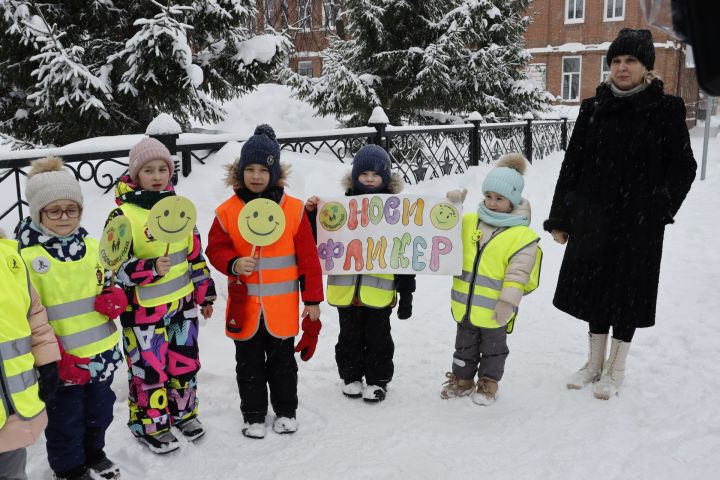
[6,253,22,273]
[95,264,104,287]
[31,256,51,274]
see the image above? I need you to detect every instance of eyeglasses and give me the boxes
[41,206,82,220]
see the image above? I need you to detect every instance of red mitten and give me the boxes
[294,316,322,361]
[226,281,248,334]
[57,341,91,384]
[94,286,128,320]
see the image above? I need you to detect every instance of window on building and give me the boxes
[265,0,288,30]
[297,0,312,30]
[298,61,314,78]
[604,0,624,21]
[526,64,547,91]
[323,1,337,30]
[565,0,584,23]
[600,55,611,83]
[562,56,581,100]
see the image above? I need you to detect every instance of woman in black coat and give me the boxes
[544,29,696,400]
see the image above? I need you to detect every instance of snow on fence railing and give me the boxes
[0,115,573,225]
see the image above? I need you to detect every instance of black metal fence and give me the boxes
[0,117,574,225]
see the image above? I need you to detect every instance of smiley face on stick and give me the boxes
[238,198,286,247]
[147,196,197,244]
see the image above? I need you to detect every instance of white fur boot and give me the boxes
[593,337,631,400]
[567,333,608,389]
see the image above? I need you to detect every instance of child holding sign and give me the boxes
[206,125,323,439]
[105,138,216,453]
[442,153,541,406]
[16,156,123,479]
[305,144,416,403]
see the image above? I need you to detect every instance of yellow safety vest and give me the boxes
[451,214,542,331]
[327,273,396,308]
[120,203,194,307]
[0,239,45,429]
[22,239,119,358]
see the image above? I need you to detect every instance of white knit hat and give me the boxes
[128,137,174,181]
[25,156,83,227]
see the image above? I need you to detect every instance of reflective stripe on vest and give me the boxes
[0,337,32,361]
[119,203,194,307]
[22,240,119,358]
[0,239,45,428]
[215,194,304,340]
[450,214,540,329]
[326,273,396,308]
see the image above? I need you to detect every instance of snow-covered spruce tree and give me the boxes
[281,0,549,126]
[0,1,290,146]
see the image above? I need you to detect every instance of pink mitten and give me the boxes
[94,286,128,320]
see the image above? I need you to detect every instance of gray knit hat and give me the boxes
[25,156,83,227]
[128,137,174,182]
[481,153,527,207]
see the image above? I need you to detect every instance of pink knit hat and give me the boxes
[128,137,174,181]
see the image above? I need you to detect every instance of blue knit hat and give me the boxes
[351,144,391,192]
[481,153,527,207]
[240,124,281,187]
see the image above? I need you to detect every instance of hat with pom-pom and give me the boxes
[481,153,527,207]
[351,144,391,192]
[128,137,175,182]
[25,156,84,227]
[239,124,282,187]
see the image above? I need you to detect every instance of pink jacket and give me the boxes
[0,285,61,452]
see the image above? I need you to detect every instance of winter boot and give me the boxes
[242,423,267,439]
[471,377,498,406]
[136,430,180,454]
[440,372,475,399]
[593,337,631,400]
[362,384,387,403]
[87,454,120,479]
[272,417,298,434]
[342,380,364,398]
[53,466,92,480]
[176,417,205,442]
[567,333,608,390]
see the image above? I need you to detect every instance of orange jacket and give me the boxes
[213,193,315,340]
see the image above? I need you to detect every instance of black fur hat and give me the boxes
[606,28,655,70]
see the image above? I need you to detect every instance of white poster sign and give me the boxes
[316,194,462,275]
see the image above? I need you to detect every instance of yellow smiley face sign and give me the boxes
[99,216,132,271]
[429,202,460,230]
[238,199,286,246]
[147,196,197,244]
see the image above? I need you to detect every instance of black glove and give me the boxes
[37,362,59,403]
[397,294,413,320]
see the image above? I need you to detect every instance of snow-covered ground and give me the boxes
[2,86,719,479]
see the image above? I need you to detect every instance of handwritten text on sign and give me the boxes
[316,194,462,275]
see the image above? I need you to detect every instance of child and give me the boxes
[106,138,216,453]
[206,124,323,439]
[305,144,415,403]
[0,229,60,480]
[16,157,123,479]
[442,153,540,406]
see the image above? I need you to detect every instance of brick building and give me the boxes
[525,0,699,121]
[262,1,699,121]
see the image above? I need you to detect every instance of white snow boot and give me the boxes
[342,381,364,399]
[362,384,387,403]
[593,337,631,400]
[272,416,298,434]
[567,333,608,390]
[242,423,267,439]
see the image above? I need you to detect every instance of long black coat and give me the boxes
[544,80,696,328]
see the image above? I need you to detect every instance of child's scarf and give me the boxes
[477,204,529,228]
